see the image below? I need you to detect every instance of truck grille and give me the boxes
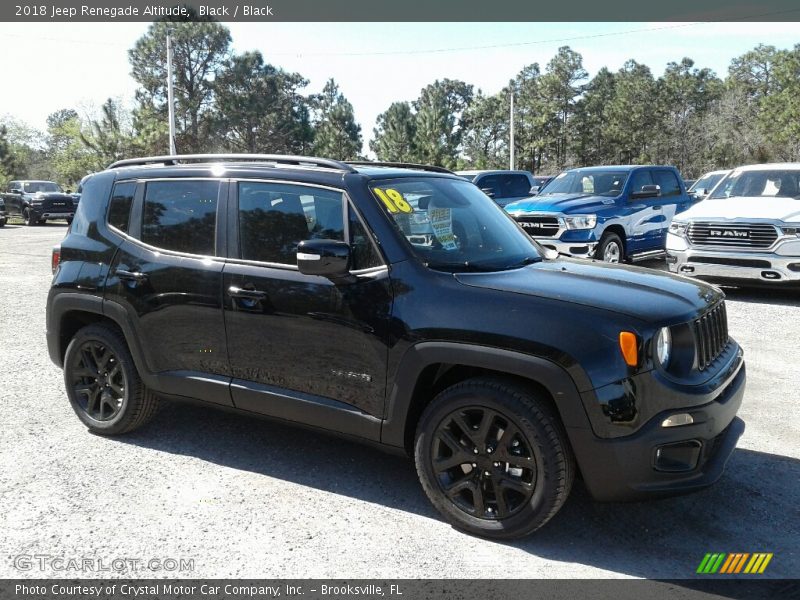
[687,222,778,249]
[693,302,729,371]
[514,215,561,237]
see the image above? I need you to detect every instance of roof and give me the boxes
[731,163,800,172]
[563,165,673,172]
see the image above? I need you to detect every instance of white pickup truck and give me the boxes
[667,163,800,285]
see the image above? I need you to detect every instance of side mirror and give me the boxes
[297,239,351,279]
[480,187,496,198]
[631,184,661,199]
[529,186,540,195]
[10,189,22,195]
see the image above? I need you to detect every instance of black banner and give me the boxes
[2,0,800,22]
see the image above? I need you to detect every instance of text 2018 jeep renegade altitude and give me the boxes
[46,154,746,539]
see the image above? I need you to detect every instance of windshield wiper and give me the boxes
[501,256,542,270]
[425,261,489,273]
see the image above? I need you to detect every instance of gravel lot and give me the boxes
[1,224,798,579]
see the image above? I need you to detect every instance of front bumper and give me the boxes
[31,208,74,221]
[533,238,598,259]
[666,233,800,284]
[568,351,746,502]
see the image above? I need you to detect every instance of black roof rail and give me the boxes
[107,154,358,173]
[346,161,454,174]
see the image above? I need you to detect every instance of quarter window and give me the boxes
[107,182,136,233]
[348,205,382,270]
[238,181,345,265]
[141,180,219,255]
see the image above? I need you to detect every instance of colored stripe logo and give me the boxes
[697,553,773,574]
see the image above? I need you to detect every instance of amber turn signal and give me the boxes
[619,331,638,367]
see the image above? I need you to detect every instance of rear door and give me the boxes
[221,179,391,431]
[104,177,232,406]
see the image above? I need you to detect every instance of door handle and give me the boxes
[116,269,148,282]
[227,285,267,300]
[652,205,662,210]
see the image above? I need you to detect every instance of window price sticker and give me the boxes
[428,208,457,250]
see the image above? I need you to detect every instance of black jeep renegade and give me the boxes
[46,154,746,539]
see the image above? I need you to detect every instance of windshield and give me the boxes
[539,170,628,196]
[709,170,800,200]
[689,173,725,194]
[370,177,541,272]
[23,181,62,193]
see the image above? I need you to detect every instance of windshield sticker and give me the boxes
[373,187,413,214]
[428,207,458,250]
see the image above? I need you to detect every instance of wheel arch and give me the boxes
[381,342,590,454]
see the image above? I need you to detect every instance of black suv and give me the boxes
[47,154,746,539]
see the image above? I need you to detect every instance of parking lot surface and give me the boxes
[1,224,798,579]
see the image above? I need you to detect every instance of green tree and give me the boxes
[758,45,800,161]
[0,125,18,187]
[45,108,94,187]
[570,67,616,166]
[79,99,138,171]
[129,18,231,154]
[460,91,508,169]
[607,60,658,164]
[371,101,417,162]
[539,46,587,169]
[212,51,313,154]
[311,79,362,160]
[413,79,473,168]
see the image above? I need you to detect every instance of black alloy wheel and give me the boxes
[68,340,126,422]
[63,324,160,435]
[415,377,574,539]
[431,406,536,520]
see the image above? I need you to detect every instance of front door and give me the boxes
[222,179,392,425]
[626,169,665,253]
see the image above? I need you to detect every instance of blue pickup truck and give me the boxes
[504,165,696,263]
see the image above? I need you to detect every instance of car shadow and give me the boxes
[718,286,800,308]
[119,401,800,579]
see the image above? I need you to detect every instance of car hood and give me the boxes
[27,192,73,201]
[677,197,800,222]
[455,258,722,324]
[504,193,617,215]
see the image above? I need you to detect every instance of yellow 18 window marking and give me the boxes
[373,188,413,214]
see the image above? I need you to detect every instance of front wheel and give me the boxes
[63,324,160,435]
[596,232,624,263]
[24,208,38,226]
[414,377,574,539]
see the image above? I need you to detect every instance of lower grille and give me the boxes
[688,256,771,268]
[693,302,729,371]
[687,222,778,249]
[514,215,560,237]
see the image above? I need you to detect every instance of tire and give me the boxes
[63,324,160,435]
[414,377,574,539]
[0,218,5,227]
[24,208,37,226]
[66,217,73,225]
[596,231,624,263]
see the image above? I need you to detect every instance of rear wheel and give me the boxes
[414,377,574,539]
[596,232,624,263]
[0,218,5,227]
[63,324,160,435]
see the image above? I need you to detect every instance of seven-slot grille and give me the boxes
[514,215,561,237]
[687,222,778,249]
[693,302,729,371]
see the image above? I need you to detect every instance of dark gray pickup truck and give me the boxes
[2,180,77,225]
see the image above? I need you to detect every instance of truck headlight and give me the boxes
[668,221,688,236]
[654,327,672,367]
[564,215,597,230]
[780,226,799,237]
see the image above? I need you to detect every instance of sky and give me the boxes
[0,21,798,152]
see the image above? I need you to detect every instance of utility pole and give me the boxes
[166,31,177,155]
[509,89,515,171]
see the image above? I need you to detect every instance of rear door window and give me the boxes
[141,180,220,256]
[652,170,682,197]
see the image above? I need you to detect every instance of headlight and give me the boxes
[668,221,688,236]
[780,226,799,237]
[564,215,597,230]
[654,327,672,368]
